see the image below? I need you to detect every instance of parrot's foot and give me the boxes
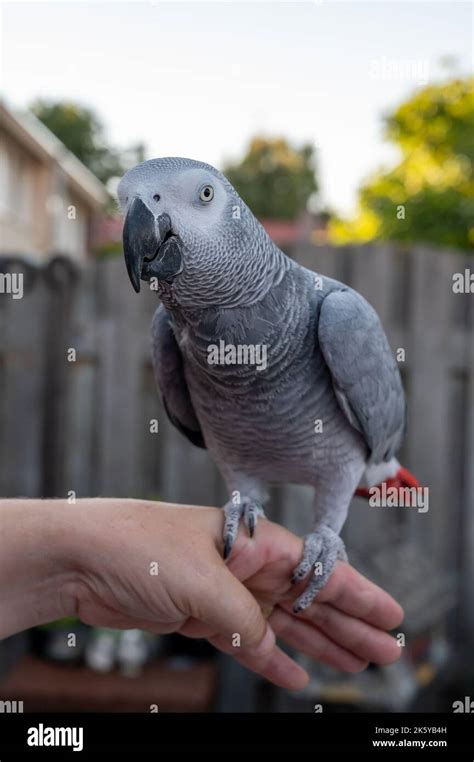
[291,526,347,613]
[222,497,266,560]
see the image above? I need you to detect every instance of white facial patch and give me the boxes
[166,168,228,235]
[117,162,230,241]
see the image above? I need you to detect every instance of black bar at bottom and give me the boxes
[0,712,472,756]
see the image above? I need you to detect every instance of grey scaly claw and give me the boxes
[292,526,347,613]
[222,497,265,560]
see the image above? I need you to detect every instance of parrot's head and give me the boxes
[118,157,279,307]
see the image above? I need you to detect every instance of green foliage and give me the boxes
[385,78,474,160]
[31,100,145,188]
[330,77,474,251]
[224,136,317,220]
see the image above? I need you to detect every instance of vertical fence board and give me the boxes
[65,265,101,497]
[95,258,144,496]
[407,249,455,565]
[0,271,49,496]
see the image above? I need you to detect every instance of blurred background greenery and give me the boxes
[32,74,473,253]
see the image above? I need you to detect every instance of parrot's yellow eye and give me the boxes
[199,185,214,202]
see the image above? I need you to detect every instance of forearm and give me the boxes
[0,499,84,639]
[0,497,221,640]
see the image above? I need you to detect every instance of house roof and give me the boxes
[261,211,320,246]
[0,100,108,207]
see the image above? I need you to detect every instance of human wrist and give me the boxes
[0,499,81,638]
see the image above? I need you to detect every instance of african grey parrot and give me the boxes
[118,157,419,612]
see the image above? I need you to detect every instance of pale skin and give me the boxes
[0,498,403,690]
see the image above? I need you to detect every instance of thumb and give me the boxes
[197,563,273,655]
[201,563,309,691]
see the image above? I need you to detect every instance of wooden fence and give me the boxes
[0,245,472,643]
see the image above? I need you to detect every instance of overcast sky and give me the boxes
[1,1,472,214]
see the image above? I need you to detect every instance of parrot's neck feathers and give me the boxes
[158,214,291,312]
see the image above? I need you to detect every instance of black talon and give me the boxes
[223,538,232,560]
[248,513,255,537]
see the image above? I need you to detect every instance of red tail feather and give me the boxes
[355,465,420,499]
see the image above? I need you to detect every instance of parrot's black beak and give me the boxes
[123,198,183,293]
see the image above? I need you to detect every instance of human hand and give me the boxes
[195,517,404,684]
[59,500,308,689]
[65,500,403,689]
[0,498,403,692]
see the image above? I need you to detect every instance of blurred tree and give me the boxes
[224,136,317,220]
[330,77,474,251]
[31,100,145,188]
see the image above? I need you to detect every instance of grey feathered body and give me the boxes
[153,240,404,523]
[168,264,367,487]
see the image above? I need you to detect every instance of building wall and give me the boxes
[0,128,95,261]
[0,129,43,254]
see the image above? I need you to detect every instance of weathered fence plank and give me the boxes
[0,266,49,497]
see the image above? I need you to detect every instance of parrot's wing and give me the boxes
[151,305,206,448]
[318,289,405,463]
